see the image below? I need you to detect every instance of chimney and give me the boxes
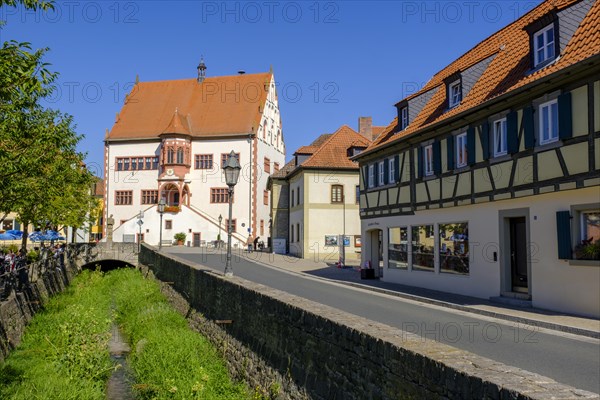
[358,116,373,140]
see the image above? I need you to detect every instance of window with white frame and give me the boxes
[388,157,396,183]
[455,132,468,168]
[533,24,555,67]
[400,107,409,130]
[448,80,461,108]
[378,161,385,186]
[539,99,559,145]
[423,145,434,176]
[571,206,600,261]
[368,165,375,188]
[493,118,507,157]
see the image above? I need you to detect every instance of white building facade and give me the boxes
[104,69,285,248]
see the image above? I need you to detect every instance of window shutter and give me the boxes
[558,92,572,140]
[523,106,535,149]
[556,211,572,260]
[361,165,368,188]
[467,127,476,166]
[394,155,400,182]
[417,148,423,178]
[433,141,441,175]
[507,111,519,154]
[384,160,389,185]
[374,162,379,187]
[446,135,454,170]
[480,122,490,160]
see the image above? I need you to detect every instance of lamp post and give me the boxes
[223,150,241,277]
[137,211,144,253]
[218,214,223,248]
[158,198,166,249]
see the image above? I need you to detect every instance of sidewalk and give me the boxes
[167,247,600,339]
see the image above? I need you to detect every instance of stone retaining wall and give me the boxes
[0,261,77,362]
[141,246,599,400]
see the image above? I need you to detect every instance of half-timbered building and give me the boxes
[355,0,600,317]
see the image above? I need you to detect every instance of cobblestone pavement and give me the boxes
[165,246,599,338]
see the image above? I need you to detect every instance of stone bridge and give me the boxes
[68,242,139,270]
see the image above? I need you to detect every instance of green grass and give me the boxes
[0,270,114,400]
[0,268,257,399]
[111,269,251,399]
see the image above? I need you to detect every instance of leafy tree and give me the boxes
[0,0,98,249]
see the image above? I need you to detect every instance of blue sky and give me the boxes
[1,0,543,175]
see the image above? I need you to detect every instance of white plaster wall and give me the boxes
[362,187,600,317]
[288,173,305,257]
[112,205,244,248]
[105,141,161,233]
[305,171,361,262]
[254,75,285,241]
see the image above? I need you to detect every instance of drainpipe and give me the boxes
[248,133,252,238]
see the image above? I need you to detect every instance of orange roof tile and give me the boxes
[301,125,371,169]
[367,0,598,153]
[161,108,191,135]
[107,72,272,140]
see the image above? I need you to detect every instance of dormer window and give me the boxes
[400,106,409,130]
[448,80,461,108]
[534,24,555,67]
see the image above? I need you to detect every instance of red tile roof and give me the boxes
[301,125,371,169]
[367,0,599,153]
[107,72,272,140]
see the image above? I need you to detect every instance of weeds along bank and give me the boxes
[0,269,254,400]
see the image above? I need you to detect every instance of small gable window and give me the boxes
[423,145,434,176]
[493,118,507,157]
[539,99,559,145]
[534,25,556,67]
[400,106,409,130]
[448,80,462,108]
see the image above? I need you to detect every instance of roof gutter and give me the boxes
[355,53,600,161]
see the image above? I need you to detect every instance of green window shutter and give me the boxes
[480,122,490,160]
[467,127,476,165]
[446,135,454,170]
[374,162,379,187]
[558,92,572,140]
[523,106,535,149]
[556,211,572,260]
[361,165,368,188]
[417,148,423,178]
[384,159,389,185]
[507,111,519,154]
[433,141,441,175]
[394,155,400,182]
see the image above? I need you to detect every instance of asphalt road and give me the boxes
[170,251,600,394]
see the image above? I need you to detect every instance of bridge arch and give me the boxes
[80,259,136,272]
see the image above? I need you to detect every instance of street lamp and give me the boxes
[223,150,241,277]
[158,198,166,249]
[137,211,144,253]
[218,214,223,248]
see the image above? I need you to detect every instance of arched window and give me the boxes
[167,147,174,164]
[177,148,184,164]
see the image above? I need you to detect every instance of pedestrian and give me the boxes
[246,236,254,253]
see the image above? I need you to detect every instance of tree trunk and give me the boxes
[21,224,29,252]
